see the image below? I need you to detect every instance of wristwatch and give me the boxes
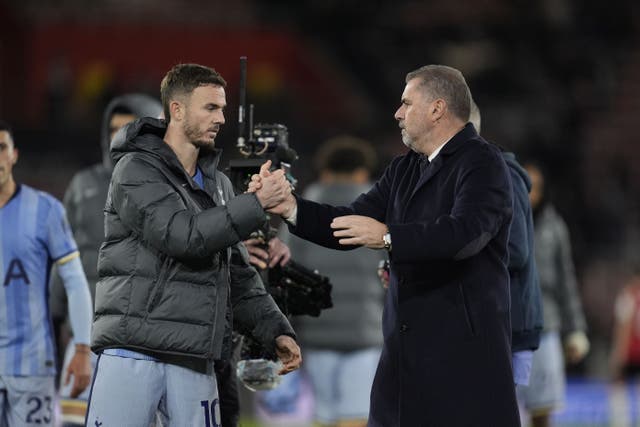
[382,232,392,251]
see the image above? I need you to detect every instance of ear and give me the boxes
[11,147,19,165]
[430,99,447,122]
[169,100,184,121]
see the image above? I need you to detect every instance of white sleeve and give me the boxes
[57,255,92,345]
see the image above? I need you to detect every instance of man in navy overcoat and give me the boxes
[250,65,520,427]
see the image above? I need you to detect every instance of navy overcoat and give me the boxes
[291,124,520,427]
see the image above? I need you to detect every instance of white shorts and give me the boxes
[304,347,381,423]
[0,374,55,426]
[86,352,220,427]
[517,331,565,413]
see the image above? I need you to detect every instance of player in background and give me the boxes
[0,120,92,426]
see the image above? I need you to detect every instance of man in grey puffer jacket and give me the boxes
[85,63,301,427]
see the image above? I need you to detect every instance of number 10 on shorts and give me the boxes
[200,399,219,427]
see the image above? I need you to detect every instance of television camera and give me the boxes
[228,58,333,389]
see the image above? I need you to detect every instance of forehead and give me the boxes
[189,84,226,105]
[0,130,14,147]
[402,78,425,100]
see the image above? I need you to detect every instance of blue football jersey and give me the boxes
[0,185,78,376]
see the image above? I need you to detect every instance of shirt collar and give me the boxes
[428,134,455,162]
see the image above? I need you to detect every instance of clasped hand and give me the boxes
[247,161,295,216]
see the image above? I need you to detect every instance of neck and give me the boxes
[0,177,16,208]
[421,120,465,157]
[164,124,200,176]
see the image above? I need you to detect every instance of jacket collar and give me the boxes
[112,117,223,182]
[408,123,478,201]
[436,122,478,159]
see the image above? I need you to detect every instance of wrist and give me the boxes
[283,198,298,222]
[382,227,392,251]
[75,343,91,354]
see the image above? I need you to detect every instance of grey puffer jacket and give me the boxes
[92,117,294,363]
[533,203,587,334]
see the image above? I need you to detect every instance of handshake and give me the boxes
[249,161,391,251]
[248,160,297,219]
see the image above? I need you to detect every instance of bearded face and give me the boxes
[182,85,226,150]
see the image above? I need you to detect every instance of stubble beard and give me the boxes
[184,118,216,150]
[401,130,417,152]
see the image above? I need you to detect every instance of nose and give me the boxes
[217,110,225,125]
[394,106,404,121]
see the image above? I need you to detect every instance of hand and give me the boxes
[331,215,388,249]
[248,166,297,218]
[243,237,291,269]
[250,161,292,211]
[275,335,302,375]
[244,237,269,269]
[564,331,590,364]
[267,237,291,268]
[65,344,91,398]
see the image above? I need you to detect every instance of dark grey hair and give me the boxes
[406,65,471,123]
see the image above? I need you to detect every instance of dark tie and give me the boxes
[420,156,431,175]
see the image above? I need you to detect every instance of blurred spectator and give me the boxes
[270,136,385,427]
[610,268,640,381]
[519,161,590,427]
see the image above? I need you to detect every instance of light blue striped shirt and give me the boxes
[0,185,78,376]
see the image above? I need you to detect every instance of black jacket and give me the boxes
[503,152,543,351]
[92,118,294,368]
[290,124,519,427]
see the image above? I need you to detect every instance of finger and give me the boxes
[64,367,72,386]
[71,382,80,398]
[278,356,297,373]
[248,255,267,270]
[269,252,283,268]
[279,250,291,267]
[243,238,263,246]
[246,182,261,193]
[251,174,262,182]
[332,229,356,238]
[259,160,272,177]
[331,219,352,229]
[338,237,361,246]
[247,246,269,260]
[270,169,285,178]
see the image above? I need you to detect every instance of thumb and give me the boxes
[259,160,272,178]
